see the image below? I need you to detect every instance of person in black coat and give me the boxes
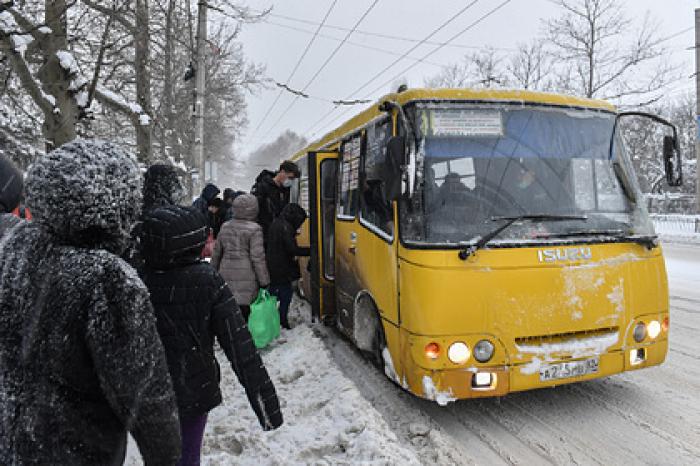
[192,183,220,217]
[252,160,300,242]
[139,205,283,464]
[0,140,181,465]
[126,163,185,270]
[266,203,310,329]
[0,154,23,237]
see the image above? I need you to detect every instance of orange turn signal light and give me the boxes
[662,316,670,332]
[425,342,440,360]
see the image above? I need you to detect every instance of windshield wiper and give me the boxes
[534,229,659,249]
[458,214,587,260]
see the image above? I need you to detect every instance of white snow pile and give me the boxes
[421,376,456,407]
[127,307,421,465]
[517,332,619,375]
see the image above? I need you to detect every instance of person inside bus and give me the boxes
[252,160,301,242]
[511,162,551,214]
[266,203,310,329]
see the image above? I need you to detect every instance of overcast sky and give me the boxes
[232,0,699,159]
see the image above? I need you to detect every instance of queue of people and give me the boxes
[0,141,307,465]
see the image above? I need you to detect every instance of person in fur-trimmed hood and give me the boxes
[0,140,181,466]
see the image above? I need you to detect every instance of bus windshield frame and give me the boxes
[398,101,654,248]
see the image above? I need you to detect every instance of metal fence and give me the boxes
[650,214,700,235]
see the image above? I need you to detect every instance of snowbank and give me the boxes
[126,301,421,465]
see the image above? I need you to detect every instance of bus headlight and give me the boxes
[473,340,495,363]
[447,342,470,364]
[633,322,646,342]
[647,320,661,340]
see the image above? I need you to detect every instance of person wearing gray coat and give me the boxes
[211,194,270,319]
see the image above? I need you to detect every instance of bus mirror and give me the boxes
[384,136,406,201]
[663,135,683,187]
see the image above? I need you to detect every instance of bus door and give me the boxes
[308,151,338,323]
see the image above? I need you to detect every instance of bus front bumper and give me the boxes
[403,338,667,402]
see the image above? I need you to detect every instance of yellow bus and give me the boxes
[288,88,683,403]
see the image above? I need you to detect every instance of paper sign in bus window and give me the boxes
[431,109,503,137]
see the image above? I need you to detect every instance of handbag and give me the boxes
[248,289,280,349]
[201,230,215,258]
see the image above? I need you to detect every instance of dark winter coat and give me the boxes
[266,203,310,285]
[140,205,283,428]
[0,140,181,466]
[211,194,270,306]
[192,183,220,217]
[252,170,290,239]
[0,154,22,214]
[126,163,183,271]
[0,213,21,239]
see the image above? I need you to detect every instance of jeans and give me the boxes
[269,283,293,329]
[177,414,208,466]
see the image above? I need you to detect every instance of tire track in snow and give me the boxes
[569,382,700,460]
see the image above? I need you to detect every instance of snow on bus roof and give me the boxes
[292,88,616,162]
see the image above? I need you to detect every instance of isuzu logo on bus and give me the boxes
[537,247,592,263]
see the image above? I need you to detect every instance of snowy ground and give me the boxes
[127,240,700,465]
[126,299,462,465]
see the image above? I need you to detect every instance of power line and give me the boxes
[261,19,445,68]
[302,0,483,138]
[365,0,514,99]
[258,9,516,52]
[246,0,339,145]
[258,0,381,143]
[309,0,513,140]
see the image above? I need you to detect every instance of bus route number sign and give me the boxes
[431,109,503,137]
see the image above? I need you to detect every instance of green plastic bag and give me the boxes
[248,289,280,349]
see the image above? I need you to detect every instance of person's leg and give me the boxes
[268,283,291,329]
[239,304,251,322]
[270,283,293,329]
[177,413,208,466]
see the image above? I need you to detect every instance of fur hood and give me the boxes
[25,140,141,255]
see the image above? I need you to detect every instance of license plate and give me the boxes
[539,358,599,382]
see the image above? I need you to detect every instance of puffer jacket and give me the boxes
[211,194,270,306]
[140,205,282,429]
[266,203,310,285]
[0,140,181,466]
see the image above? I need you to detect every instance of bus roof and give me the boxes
[291,88,616,162]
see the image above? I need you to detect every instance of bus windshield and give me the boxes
[400,103,654,246]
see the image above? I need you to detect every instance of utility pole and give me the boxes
[193,0,207,194]
[696,9,700,213]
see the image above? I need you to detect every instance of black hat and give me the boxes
[140,205,207,267]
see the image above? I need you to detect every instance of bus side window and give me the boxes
[337,134,361,219]
[361,118,393,236]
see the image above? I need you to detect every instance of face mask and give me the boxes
[282,178,293,188]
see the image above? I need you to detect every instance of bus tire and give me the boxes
[354,295,386,369]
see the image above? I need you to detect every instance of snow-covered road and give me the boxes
[126,242,700,465]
